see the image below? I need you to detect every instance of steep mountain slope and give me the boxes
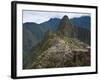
[23,18,60,53]
[58,15,90,44]
[23,15,91,69]
[40,18,60,31]
[70,16,90,30]
[75,26,90,45]
[58,15,76,38]
[23,16,90,56]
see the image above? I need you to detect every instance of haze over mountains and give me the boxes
[23,15,91,69]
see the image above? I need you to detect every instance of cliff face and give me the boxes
[58,15,75,38]
[23,15,91,69]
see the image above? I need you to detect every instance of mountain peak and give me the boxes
[62,15,69,20]
[61,15,72,25]
[58,15,74,37]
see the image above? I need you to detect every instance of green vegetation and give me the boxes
[23,15,90,69]
[24,30,90,69]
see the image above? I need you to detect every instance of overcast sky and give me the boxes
[23,10,90,24]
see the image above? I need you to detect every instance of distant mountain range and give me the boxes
[23,15,91,69]
[70,16,90,30]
